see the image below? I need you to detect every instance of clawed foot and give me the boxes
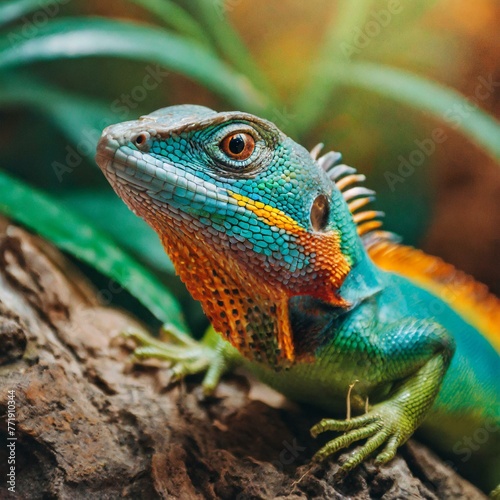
[310,403,410,472]
[121,325,238,394]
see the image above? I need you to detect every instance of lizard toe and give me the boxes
[310,414,379,438]
[340,429,389,471]
[312,421,382,462]
[374,435,400,465]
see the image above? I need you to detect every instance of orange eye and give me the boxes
[220,133,255,160]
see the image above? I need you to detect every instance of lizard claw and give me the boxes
[121,327,216,375]
[120,326,240,394]
[310,403,410,471]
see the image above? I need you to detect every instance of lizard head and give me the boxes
[96,105,362,367]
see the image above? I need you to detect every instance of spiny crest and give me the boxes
[310,144,399,245]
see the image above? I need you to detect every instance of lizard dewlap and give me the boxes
[96,105,500,492]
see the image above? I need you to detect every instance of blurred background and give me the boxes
[0,0,499,334]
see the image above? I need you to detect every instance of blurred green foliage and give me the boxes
[0,0,499,331]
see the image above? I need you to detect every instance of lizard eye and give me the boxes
[220,132,255,160]
[310,194,330,231]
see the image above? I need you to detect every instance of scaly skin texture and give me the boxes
[96,105,500,492]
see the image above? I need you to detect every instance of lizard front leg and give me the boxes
[311,319,455,471]
[123,325,241,394]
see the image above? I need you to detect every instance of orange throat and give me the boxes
[159,224,351,367]
[161,231,298,365]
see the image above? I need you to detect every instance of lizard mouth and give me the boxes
[97,134,309,241]
[95,136,122,190]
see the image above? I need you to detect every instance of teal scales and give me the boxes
[96,105,500,493]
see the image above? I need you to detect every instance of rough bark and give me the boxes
[0,219,486,499]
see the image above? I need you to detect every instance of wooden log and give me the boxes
[0,218,486,499]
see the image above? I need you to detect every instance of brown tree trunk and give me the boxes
[0,218,486,499]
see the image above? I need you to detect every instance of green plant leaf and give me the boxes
[0,0,54,28]
[293,0,374,134]
[0,169,187,329]
[59,190,175,275]
[192,0,275,99]
[126,0,213,47]
[0,73,116,149]
[0,17,269,113]
[330,62,500,161]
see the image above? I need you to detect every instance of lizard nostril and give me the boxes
[310,194,330,232]
[133,132,150,149]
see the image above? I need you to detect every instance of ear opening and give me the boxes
[310,194,330,231]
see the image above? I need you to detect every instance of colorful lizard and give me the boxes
[95,105,500,493]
